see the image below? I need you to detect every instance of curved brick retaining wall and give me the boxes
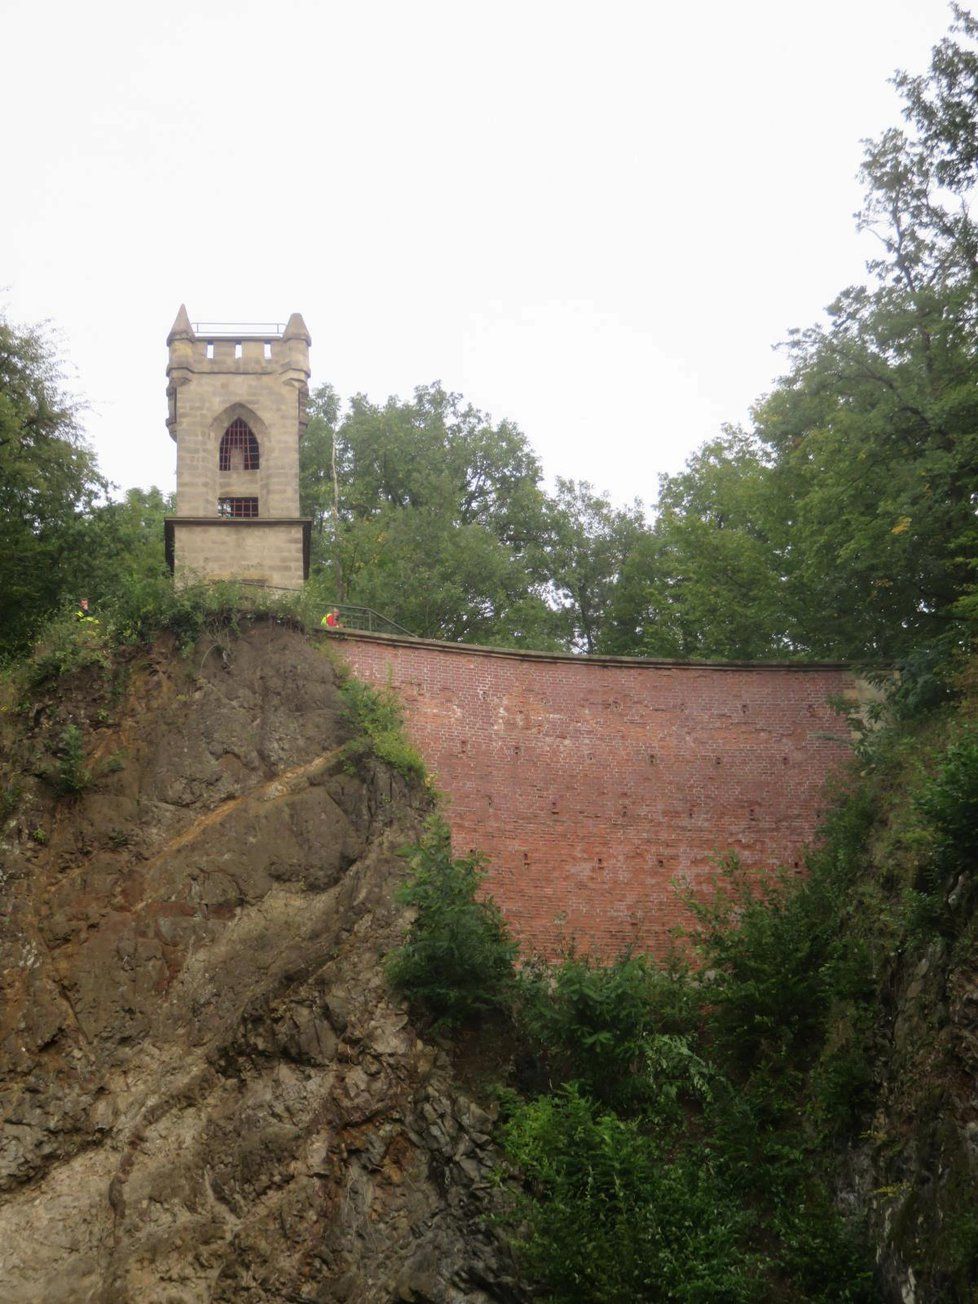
[329,630,858,958]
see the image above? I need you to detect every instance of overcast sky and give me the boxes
[3,0,959,508]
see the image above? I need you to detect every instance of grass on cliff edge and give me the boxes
[1,576,430,823]
[331,672,427,782]
[13,575,427,778]
[13,575,320,686]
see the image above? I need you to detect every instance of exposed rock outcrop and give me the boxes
[0,626,524,1302]
[846,923,978,1303]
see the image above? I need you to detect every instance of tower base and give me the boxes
[164,518,311,591]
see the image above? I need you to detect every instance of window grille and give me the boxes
[217,497,259,518]
[219,418,260,471]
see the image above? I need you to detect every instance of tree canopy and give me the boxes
[300,382,563,647]
[0,316,106,655]
[294,6,978,666]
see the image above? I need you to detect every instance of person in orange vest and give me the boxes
[321,607,342,629]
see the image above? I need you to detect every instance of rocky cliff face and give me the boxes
[847,886,978,1303]
[0,626,524,1303]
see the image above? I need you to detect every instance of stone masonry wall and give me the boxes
[330,631,858,958]
[171,339,303,519]
[165,311,310,589]
[172,523,305,589]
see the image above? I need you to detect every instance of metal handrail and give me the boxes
[192,321,285,338]
[166,581,414,637]
[322,604,415,637]
[236,581,304,594]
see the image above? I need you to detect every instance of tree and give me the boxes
[630,431,790,661]
[628,10,978,665]
[301,382,562,645]
[77,486,174,599]
[299,383,342,596]
[746,34,978,661]
[0,314,107,656]
[544,479,650,654]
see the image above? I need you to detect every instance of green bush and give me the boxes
[688,856,833,1077]
[24,611,110,686]
[916,729,978,879]
[689,799,875,1096]
[517,952,702,1113]
[53,724,92,796]
[19,577,307,687]
[380,818,876,1297]
[501,1086,759,1304]
[874,639,960,720]
[769,1191,878,1302]
[99,574,302,650]
[897,729,978,942]
[386,819,517,1027]
[337,675,426,781]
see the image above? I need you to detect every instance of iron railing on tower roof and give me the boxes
[192,321,286,338]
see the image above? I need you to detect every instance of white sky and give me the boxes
[2,0,959,508]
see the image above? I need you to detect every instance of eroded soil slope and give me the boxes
[0,625,521,1303]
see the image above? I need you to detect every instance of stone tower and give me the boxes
[164,306,312,589]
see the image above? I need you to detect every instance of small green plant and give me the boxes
[104,574,307,651]
[386,818,517,1027]
[22,576,308,673]
[882,638,961,720]
[338,676,425,780]
[106,827,130,849]
[30,826,48,845]
[99,575,245,650]
[0,778,22,822]
[53,724,93,796]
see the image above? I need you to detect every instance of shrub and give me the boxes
[885,638,961,720]
[898,729,978,941]
[517,951,702,1112]
[19,578,307,687]
[916,728,978,879]
[0,778,22,822]
[769,1190,878,1303]
[99,574,302,650]
[689,802,875,1093]
[501,1086,759,1304]
[53,724,92,795]
[337,675,426,780]
[25,610,110,686]
[386,819,517,1027]
[688,855,835,1078]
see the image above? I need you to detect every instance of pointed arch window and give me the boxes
[219,417,260,471]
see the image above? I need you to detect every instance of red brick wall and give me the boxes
[330,631,857,959]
